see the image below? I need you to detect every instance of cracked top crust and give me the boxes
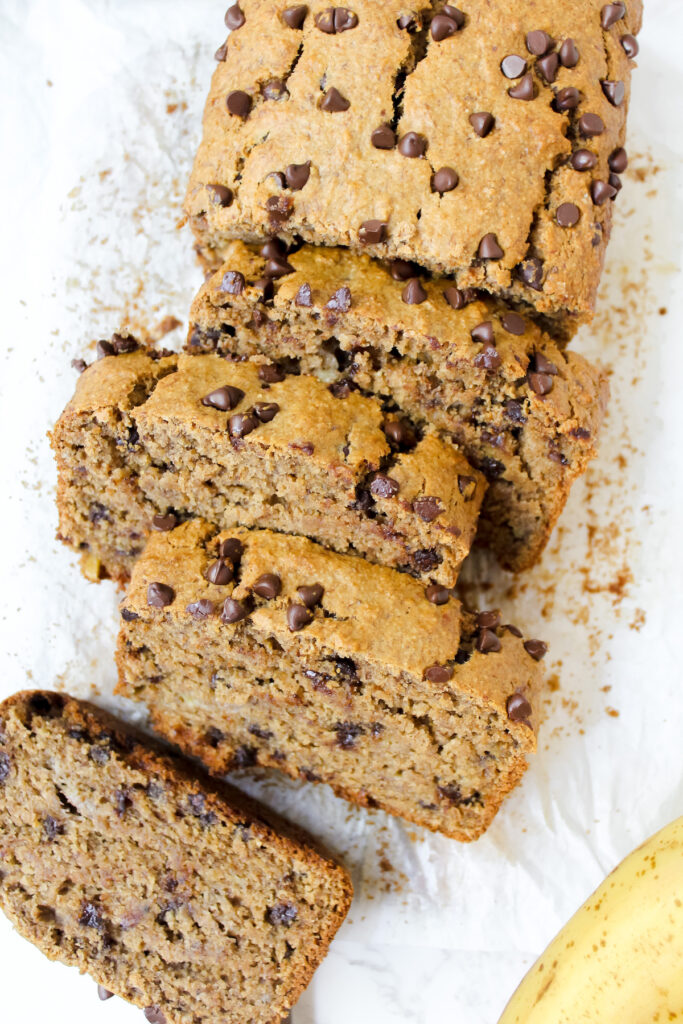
[186,0,642,328]
[122,519,544,729]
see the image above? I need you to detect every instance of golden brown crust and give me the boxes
[186,0,642,325]
[187,242,609,571]
[0,690,352,1024]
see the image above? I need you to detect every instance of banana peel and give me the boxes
[498,815,683,1023]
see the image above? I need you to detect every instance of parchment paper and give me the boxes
[1,2,682,1021]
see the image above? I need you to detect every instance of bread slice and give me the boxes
[52,347,485,586]
[187,242,609,572]
[0,690,352,1024]
[116,520,546,841]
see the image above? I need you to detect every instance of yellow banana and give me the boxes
[498,815,683,1023]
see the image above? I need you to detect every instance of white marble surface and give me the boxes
[1,1,682,1021]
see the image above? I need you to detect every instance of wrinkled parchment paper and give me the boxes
[1,1,682,1021]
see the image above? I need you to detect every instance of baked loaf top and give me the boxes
[0,690,352,1024]
[122,519,544,724]
[190,242,608,450]
[186,0,642,326]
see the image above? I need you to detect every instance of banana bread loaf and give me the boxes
[0,690,352,1024]
[187,242,608,572]
[116,520,546,841]
[186,0,642,332]
[52,346,485,585]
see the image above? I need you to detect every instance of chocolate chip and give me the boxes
[591,179,618,205]
[390,259,418,280]
[508,73,535,100]
[264,255,295,278]
[609,147,628,173]
[501,312,525,335]
[186,599,215,620]
[297,583,324,608]
[226,90,252,117]
[601,80,625,106]
[214,43,227,61]
[315,7,357,32]
[425,584,450,605]
[424,664,453,683]
[383,418,417,449]
[266,901,298,926]
[526,30,553,55]
[120,608,139,622]
[221,597,250,623]
[477,233,503,259]
[534,351,559,375]
[147,582,175,608]
[371,125,396,150]
[501,55,527,78]
[254,401,280,422]
[263,77,289,100]
[79,902,105,930]
[283,5,308,29]
[601,2,625,29]
[402,277,427,304]
[295,283,312,306]
[90,746,110,766]
[442,5,465,25]
[220,537,244,564]
[258,364,286,387]
[506,692,532,723]
[285,161,310,190]
[609,171,622,194]
[571,148,598,171]
[431,167,458,194]
[443,285,476,309]
[224,4,245,29]
[370,473,399,498]
[458,475,477,500]
[413,496,443,521]
[253,573,282,599]
[260,239,287,259]
[620,33,639,58]
[471,321,494,344]
[205,558,234,585]
[96,339,114,359]
[143,1008,166,1024]
[326,287,352,312]
[524,639,548,660]
[469,112,494,137]
[476,628,501,653]
[559,38,579,67]
[397,132,427,160]
[71,358,88,373]
[253,277,274,301]
[109,332,139,355]
[554,87,581,111]
[537,52,559,83]
[477,610,501,630]
[287,603,314,631]
[207,184,233,207]
[430,12,461,41]
[202,385,245,410]
[228,412,259,438]
[151,513,177,532]
[556,202,580,227]
[579,112,605,136]
[359,219,387,244]
[504,400,526,423]
[516,257,544,291]
[320,87,350,112]
[528,371,554,395]
[473,342,501,371]
[397,12,420,31]
[219,270,246,295]
[97,986,114,1002]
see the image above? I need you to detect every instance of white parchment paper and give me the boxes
[1,2,682,1021]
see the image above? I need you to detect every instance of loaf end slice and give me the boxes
[116,520,546,841]
[187,243,609,572]
[52,347,486,586]
[0,690,352,1024]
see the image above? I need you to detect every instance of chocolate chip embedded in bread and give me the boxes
[476,628,501,653]
[579,112,605,136]
[253,402,280,423]
[186,599,215,620]
[601,80,625,106]
[559,38,579,67]
[253,574,282,599]
[431,167,458,194]
[477,233,503,259]
[469,111,494,136]
[424,664,453,683]
[325,287,352,312]
[471,321,494,344]
[457,475,477,500]
[226,90,252,117]
[524,639,548,660]
[319,87,350,113]
[609,147,628,173]
[601,2,625,29]
[266,901,299,926]
[397,132,426,158]
[297,583,324,608]
[228,412,259,438]
[402,277,427,304]
[282,5,308,29]
[501,312,525,335]
[315,7,358,33]
[207,184,233,207]
[591,180,618,205]
[526,30,553,55]
[506,692,533,723]
[477,609,501,630]
[205,558,234,585]
[152,513,178,532]
[430,11,462,41]
[371,125,396,149]
[264,256,296,278]
[147,583,175,608]
[219,270,246,295]
[295,283,312,306]
[224,4,245,30]
[97,986,114,1002]
[370,474,399,498]
[359,220,387,244]
[554,87,580,111]
[221,597,251,623]
[536,53,559,83]
[570,149,598,171]
[508,72,536,100]
[143,1007,166,1024]
[501,54,527,78]
[413,496,443,522]
[620,33,639,58]
[473,343,502,371]
[202,385,245,411]
[285,162,311,190]
[556,202,580,228]
[425,584,450,605]
[287,603,314,631]
[220,538,243,564]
